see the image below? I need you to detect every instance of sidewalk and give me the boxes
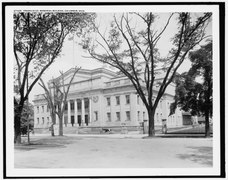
[30,131,211,139]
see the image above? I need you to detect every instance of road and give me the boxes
[15,134,212,169]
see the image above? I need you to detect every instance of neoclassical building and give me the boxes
[33,67,183,130]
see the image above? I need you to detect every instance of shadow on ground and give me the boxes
[15,136,82,151]
[177,146,213,166]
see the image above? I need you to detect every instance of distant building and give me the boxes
[33,68,183,131]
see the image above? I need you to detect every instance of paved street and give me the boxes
[15,134,212,168]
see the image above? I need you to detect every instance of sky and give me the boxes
[28,12,212,103]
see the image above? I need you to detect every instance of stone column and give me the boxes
[74,99,78,126]
[130,93,137,125]
[68,100,71,125]
[81,98,85,126]
[89,97,92,125]
[56,106,59,124]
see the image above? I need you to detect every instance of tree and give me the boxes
[39,67,80,136]
[14,100,34,135]
[170,41,212,137]
[82,12,212,137]
[20,102,34,136]
[14,12,96,143]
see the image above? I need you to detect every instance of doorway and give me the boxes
[85,115,89,126]
[71,116,75,126]
[77,115,81,126]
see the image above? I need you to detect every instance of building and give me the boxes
[33,67,183,131]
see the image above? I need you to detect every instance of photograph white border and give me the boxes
[3,2,223,177]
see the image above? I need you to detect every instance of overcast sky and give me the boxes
[29,12,212,102]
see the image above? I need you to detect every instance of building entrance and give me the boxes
[71,116,75,126]
[78,115,81,126]
[85,115,89,126]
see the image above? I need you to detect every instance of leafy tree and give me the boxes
[39,67,80,136]
[14,12,96,143]
[170,41,212,137]
[82,12,212,136]
[14,100,34,135]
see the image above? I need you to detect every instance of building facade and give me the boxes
[33,68,183,130]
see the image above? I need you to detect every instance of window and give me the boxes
[137,95,140,104]
[65,103,68,110]
[114,80,120,86]
[125,95,130,104]
[77,101,81,110]
[143,112,145,120]
[116,96,120,105]
[70,101,74,110]
[107,97,111,106]
[124,79,130,84]
[107,112,111,122]
[94,111,98,121]
[106,82,111,87]
[47,105,49,112]
[137,111,140,121]
[126,111,130,121]
[47,117,49,123]
[37,118,39,124]
[42,117,44,124]
[116,112,120,121]
[37,106,39,113]
[160,100,162,109]
[42,106,44,113]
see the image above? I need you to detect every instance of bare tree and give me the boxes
[39,67,80,136]
[14,12,95,143]
[82,12,212,137]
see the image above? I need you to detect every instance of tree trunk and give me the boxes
[148,109,156,137]
[205,111,210,138]
[59,116,63,136]
[51,114,55,136]
[14,114,22,144]
[14,105,23,144]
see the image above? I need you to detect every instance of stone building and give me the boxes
[33,67,183,131]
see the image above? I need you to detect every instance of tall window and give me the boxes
[70,101,74,110]
[116,96,120,105]
[77,101,81,110]
[47,105,49,112]
[65,103,68,110]
[107,97,111,106]
[160,100,162,109]
[94,111,98,121]
[125,95,130,104]
[42,106,44,113]
[37,118,39,124]
[137,111,140,121]
[42,117,44,124]
[37,106,39,113]
[137,95,140,104]
[107,112,111,122]
[116,112,120,121]
[126,111,130,121]
[47,117,49,123]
